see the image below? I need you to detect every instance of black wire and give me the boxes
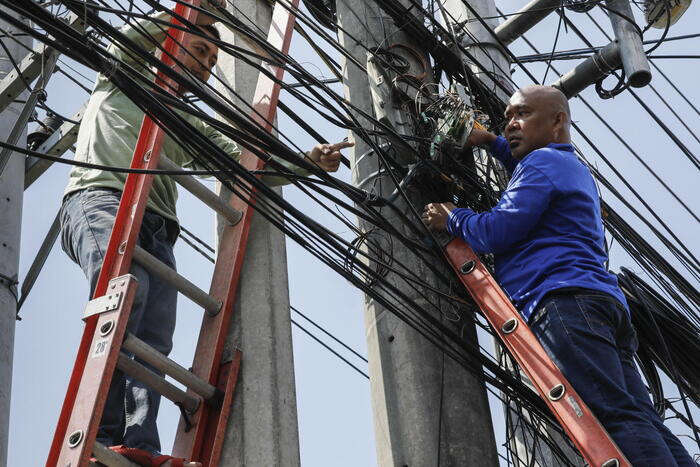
[9,2,698,458]
[291,318,369,379]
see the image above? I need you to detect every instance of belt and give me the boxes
[63,186,122,203]
[541,287,623,310]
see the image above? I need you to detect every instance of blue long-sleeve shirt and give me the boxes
[447,136,628,321]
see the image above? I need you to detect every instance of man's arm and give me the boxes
[469,128,517,175]
[423,161,555,254]
[190,122,351,186]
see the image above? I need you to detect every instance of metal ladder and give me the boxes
[46,1,300,465]
[444,238,631,467]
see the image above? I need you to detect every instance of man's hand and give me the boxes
[422,202,456,231]
[306,141,354,173]
[467,127,497,147]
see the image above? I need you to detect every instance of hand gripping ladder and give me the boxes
[46,1,300,465]
[444,239,631,467]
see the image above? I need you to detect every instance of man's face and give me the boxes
[503,91,556,160]
[180,31,218,83]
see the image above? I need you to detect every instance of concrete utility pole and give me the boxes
[336,1,499,465]
[213,1,300,465]
[0,9,30,466]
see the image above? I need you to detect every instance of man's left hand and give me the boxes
[422,202,456,231]
[306,141,354,172]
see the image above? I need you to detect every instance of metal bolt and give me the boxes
[501,318,518,334]
[548,384,565,401]
[67,429,84,448]
[459,260,476,274]
[100,320,115,337]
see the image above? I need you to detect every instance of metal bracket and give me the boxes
[83,292,123,320]
[366,52,417,165]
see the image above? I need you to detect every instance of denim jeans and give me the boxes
[529,290,695,467]
[60,188,178,455]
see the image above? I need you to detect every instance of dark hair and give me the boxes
[201,24,220,41]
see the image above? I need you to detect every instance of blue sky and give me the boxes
[8,1,699,465]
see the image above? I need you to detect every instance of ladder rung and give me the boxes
[132,245,221,314]
[122,333,219,401]
[117,353,200,414]
[91,442,140,466]
[158,156,242,226]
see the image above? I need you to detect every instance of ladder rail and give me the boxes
[47,3,202,465]
[445,239,631,467]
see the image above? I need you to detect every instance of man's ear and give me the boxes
[553,111,567,138]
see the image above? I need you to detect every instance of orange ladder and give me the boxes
[46,1,300,465]
[445,238,630,467]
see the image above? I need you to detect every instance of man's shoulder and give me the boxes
[522,146,584,175]
[514,147,591,194]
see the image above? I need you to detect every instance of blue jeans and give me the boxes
[529,290,695,467]
[60,188,178,455]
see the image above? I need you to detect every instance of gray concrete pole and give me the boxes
[336,1,499,465]
[0,9,30,466]
[212,1,300,465]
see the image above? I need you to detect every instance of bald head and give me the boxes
[517,85,571,123]
[503,85,572,159]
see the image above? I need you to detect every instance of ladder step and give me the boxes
[158,156,242,226]
[122,333,219,401]
[132,245,221,314]
[116,353,200,414]
[91,442,140,466]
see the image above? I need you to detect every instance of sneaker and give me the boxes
[644,0,692,29]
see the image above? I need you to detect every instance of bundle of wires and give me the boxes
[619,268,700,408]
[2,0,698,462]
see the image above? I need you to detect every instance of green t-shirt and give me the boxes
[65,13,308,224]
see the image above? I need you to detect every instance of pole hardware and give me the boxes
[494,0,561,46]
[604,0,651,88]
[602,459,620,467]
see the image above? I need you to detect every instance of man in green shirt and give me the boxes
[60,9,350,467]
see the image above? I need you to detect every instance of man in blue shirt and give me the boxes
[422,85,694,466]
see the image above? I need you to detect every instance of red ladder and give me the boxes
[445,238,630,467]
[46,1,300,465]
